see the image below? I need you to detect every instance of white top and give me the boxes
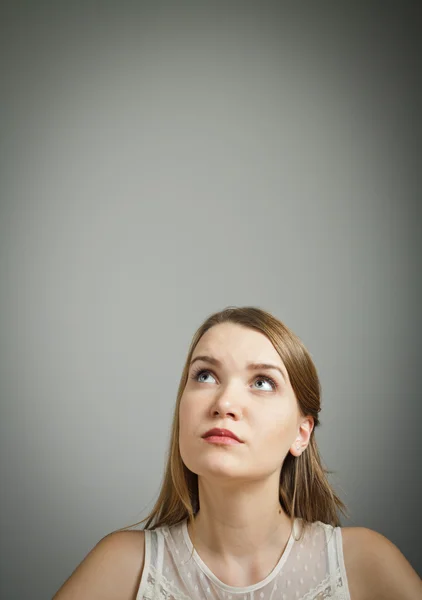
[136,518,351,600]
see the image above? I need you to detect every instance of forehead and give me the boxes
[193,322,283,366]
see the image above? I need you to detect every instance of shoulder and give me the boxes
[53,530,146,600]
[341,526,421,600]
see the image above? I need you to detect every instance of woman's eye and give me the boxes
[195,370,216,384]
[254,377,276,391]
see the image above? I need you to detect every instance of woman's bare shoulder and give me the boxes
[341,526,421,600]
[53,529,146,600]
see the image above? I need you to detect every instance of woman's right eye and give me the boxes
[192,369,216,384]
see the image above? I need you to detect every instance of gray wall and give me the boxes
[0,3,420,598]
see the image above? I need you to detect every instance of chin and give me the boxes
[192,454,248,480]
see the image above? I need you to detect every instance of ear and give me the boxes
[290,416,314,457]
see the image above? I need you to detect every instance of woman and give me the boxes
[53,306,421,599]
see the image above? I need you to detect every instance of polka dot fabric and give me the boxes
[136,518,351,599]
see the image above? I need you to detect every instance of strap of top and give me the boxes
[335,527,352,599]
[300,522,351,600]
[135,529,152,600]
[326,523,339,589]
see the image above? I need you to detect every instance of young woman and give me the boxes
[53,307,421,599]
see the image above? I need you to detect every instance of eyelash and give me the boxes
[190,367,279,391]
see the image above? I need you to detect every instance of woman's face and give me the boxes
[179,322,313,482]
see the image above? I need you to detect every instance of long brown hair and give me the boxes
[118,306,348,537]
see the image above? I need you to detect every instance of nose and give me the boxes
[210,386,242,420]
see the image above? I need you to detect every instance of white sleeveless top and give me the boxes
[136,518,351,600]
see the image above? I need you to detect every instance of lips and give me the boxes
[202,428,243,442]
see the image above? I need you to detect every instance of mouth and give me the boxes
[202,428,243,444]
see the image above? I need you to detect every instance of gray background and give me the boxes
[0,2,421,598]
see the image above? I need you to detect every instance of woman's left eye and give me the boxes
[254,376,277,391]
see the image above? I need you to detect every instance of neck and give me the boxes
[188,473,294,562]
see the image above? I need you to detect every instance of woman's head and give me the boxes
[141,307,347,530]
[179,319,315,486]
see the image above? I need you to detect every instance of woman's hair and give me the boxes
[118,306,348,538]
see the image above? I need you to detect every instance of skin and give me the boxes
[178,322,314,585]
[52,322,421,599]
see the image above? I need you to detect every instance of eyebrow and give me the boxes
[189,355,287,382]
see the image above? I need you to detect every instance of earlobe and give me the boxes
[290,439,302,456]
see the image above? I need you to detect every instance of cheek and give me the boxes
[261,406,298,444]
[179,393,200,435]
[178,395,201,468]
